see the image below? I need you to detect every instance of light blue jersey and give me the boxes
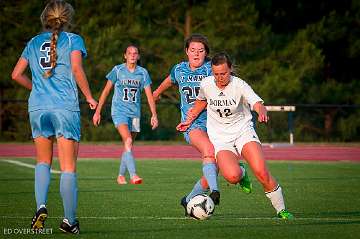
[170,61,212,123]
[21,31,87,112]
[106,64,151,118]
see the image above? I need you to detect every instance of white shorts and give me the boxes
[212,128,261,157]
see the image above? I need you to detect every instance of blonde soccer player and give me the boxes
[11,0,97,233]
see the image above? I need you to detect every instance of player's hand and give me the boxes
[257,107,269,123]
[151,115,158,130]
[87,98,98,110]
[92,112,101,126]
[176,121,191,132]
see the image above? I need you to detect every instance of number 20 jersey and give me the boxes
[170,61,212,123]
[106,64,151,118]
[21,31,87,112]
[197,75,263,143]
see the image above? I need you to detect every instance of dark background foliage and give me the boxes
[0,0,359,142]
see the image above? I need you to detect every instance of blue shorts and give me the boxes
[183,118,207,143]
[112,115,140,132]
[29,109,81,142]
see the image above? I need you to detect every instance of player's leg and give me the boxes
[188,128,219,204]
[54,110,81,233]
[117,123,142,184]
[32,136,53,229]
[217,150,242,184]
[184,176,209,203]
[57,136,80,230]
[29,110,55,229]
[181,176,208,216]
[213,140,252,193]
[241,141,293,219]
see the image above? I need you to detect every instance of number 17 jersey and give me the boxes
[170,61,212,123]
[106,64,151,118]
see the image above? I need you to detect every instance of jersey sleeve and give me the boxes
[106,67,118,84]
[240,80,264,110]
[70,34,87,58]
[142,68,152,89]
[20,40,31,61]
[197,80,207,101]
[169,65,179,85]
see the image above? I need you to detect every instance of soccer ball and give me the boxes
[186,194,215,220]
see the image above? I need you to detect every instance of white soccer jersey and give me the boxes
[197,75,263,143]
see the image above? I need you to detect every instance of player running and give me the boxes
[177,52,294,219]
[93,44,158,185]
[11,0,98,233]
[153,34,251,211]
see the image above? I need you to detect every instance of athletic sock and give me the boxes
[60,172,78,225]
[119,152,127,176]
[124,151,136,178]
[265,185,286,213]
[186,180,206,203]
[35,163,51,210]
[240,165,245,180]
[202,162,218,192]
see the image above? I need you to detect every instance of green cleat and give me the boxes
[277,209,294,220]
[239,162,252,194]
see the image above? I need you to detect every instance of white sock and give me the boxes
[265,185,285,213]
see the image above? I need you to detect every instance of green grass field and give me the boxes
[1,158,360,238]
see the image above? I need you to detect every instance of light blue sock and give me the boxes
[124,151,136,178]
[119,152,127,176]
[35,163,51,210]
[60,172,77,225]
[203,163,219,192]
[186,180,207,202]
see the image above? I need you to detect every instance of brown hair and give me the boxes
[211,52,232,68]
[122,44,140,62]
[184,34,210,55]
[40,0,74,78]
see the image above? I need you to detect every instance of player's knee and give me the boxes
[124,137,133,149]
[200,176,209,190]
[224,173,241,184]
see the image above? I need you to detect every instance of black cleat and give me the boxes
[180,196,189,217]
[209,190,220,205]
[59,219,80,234]
[31,207,48,229]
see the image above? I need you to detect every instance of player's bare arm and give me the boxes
[176,99,207,131]
[92,80,113,126]
[152,75,173,102]
[11,58,32,90]
[71,50,98,109]
[253,101,269,123]
[144,86,159,130]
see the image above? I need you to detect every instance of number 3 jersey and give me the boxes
[170,61,212,123]
[106,63,151,118]
[21,31,87,112]
[197,75,263,143]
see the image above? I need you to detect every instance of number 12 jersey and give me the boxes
[197,75,263,143]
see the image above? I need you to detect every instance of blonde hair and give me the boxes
[40,0,74,78]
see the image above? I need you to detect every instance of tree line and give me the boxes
[0,0,359,142]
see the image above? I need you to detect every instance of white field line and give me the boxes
[0,215,358,221]
[1,159,61,174]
